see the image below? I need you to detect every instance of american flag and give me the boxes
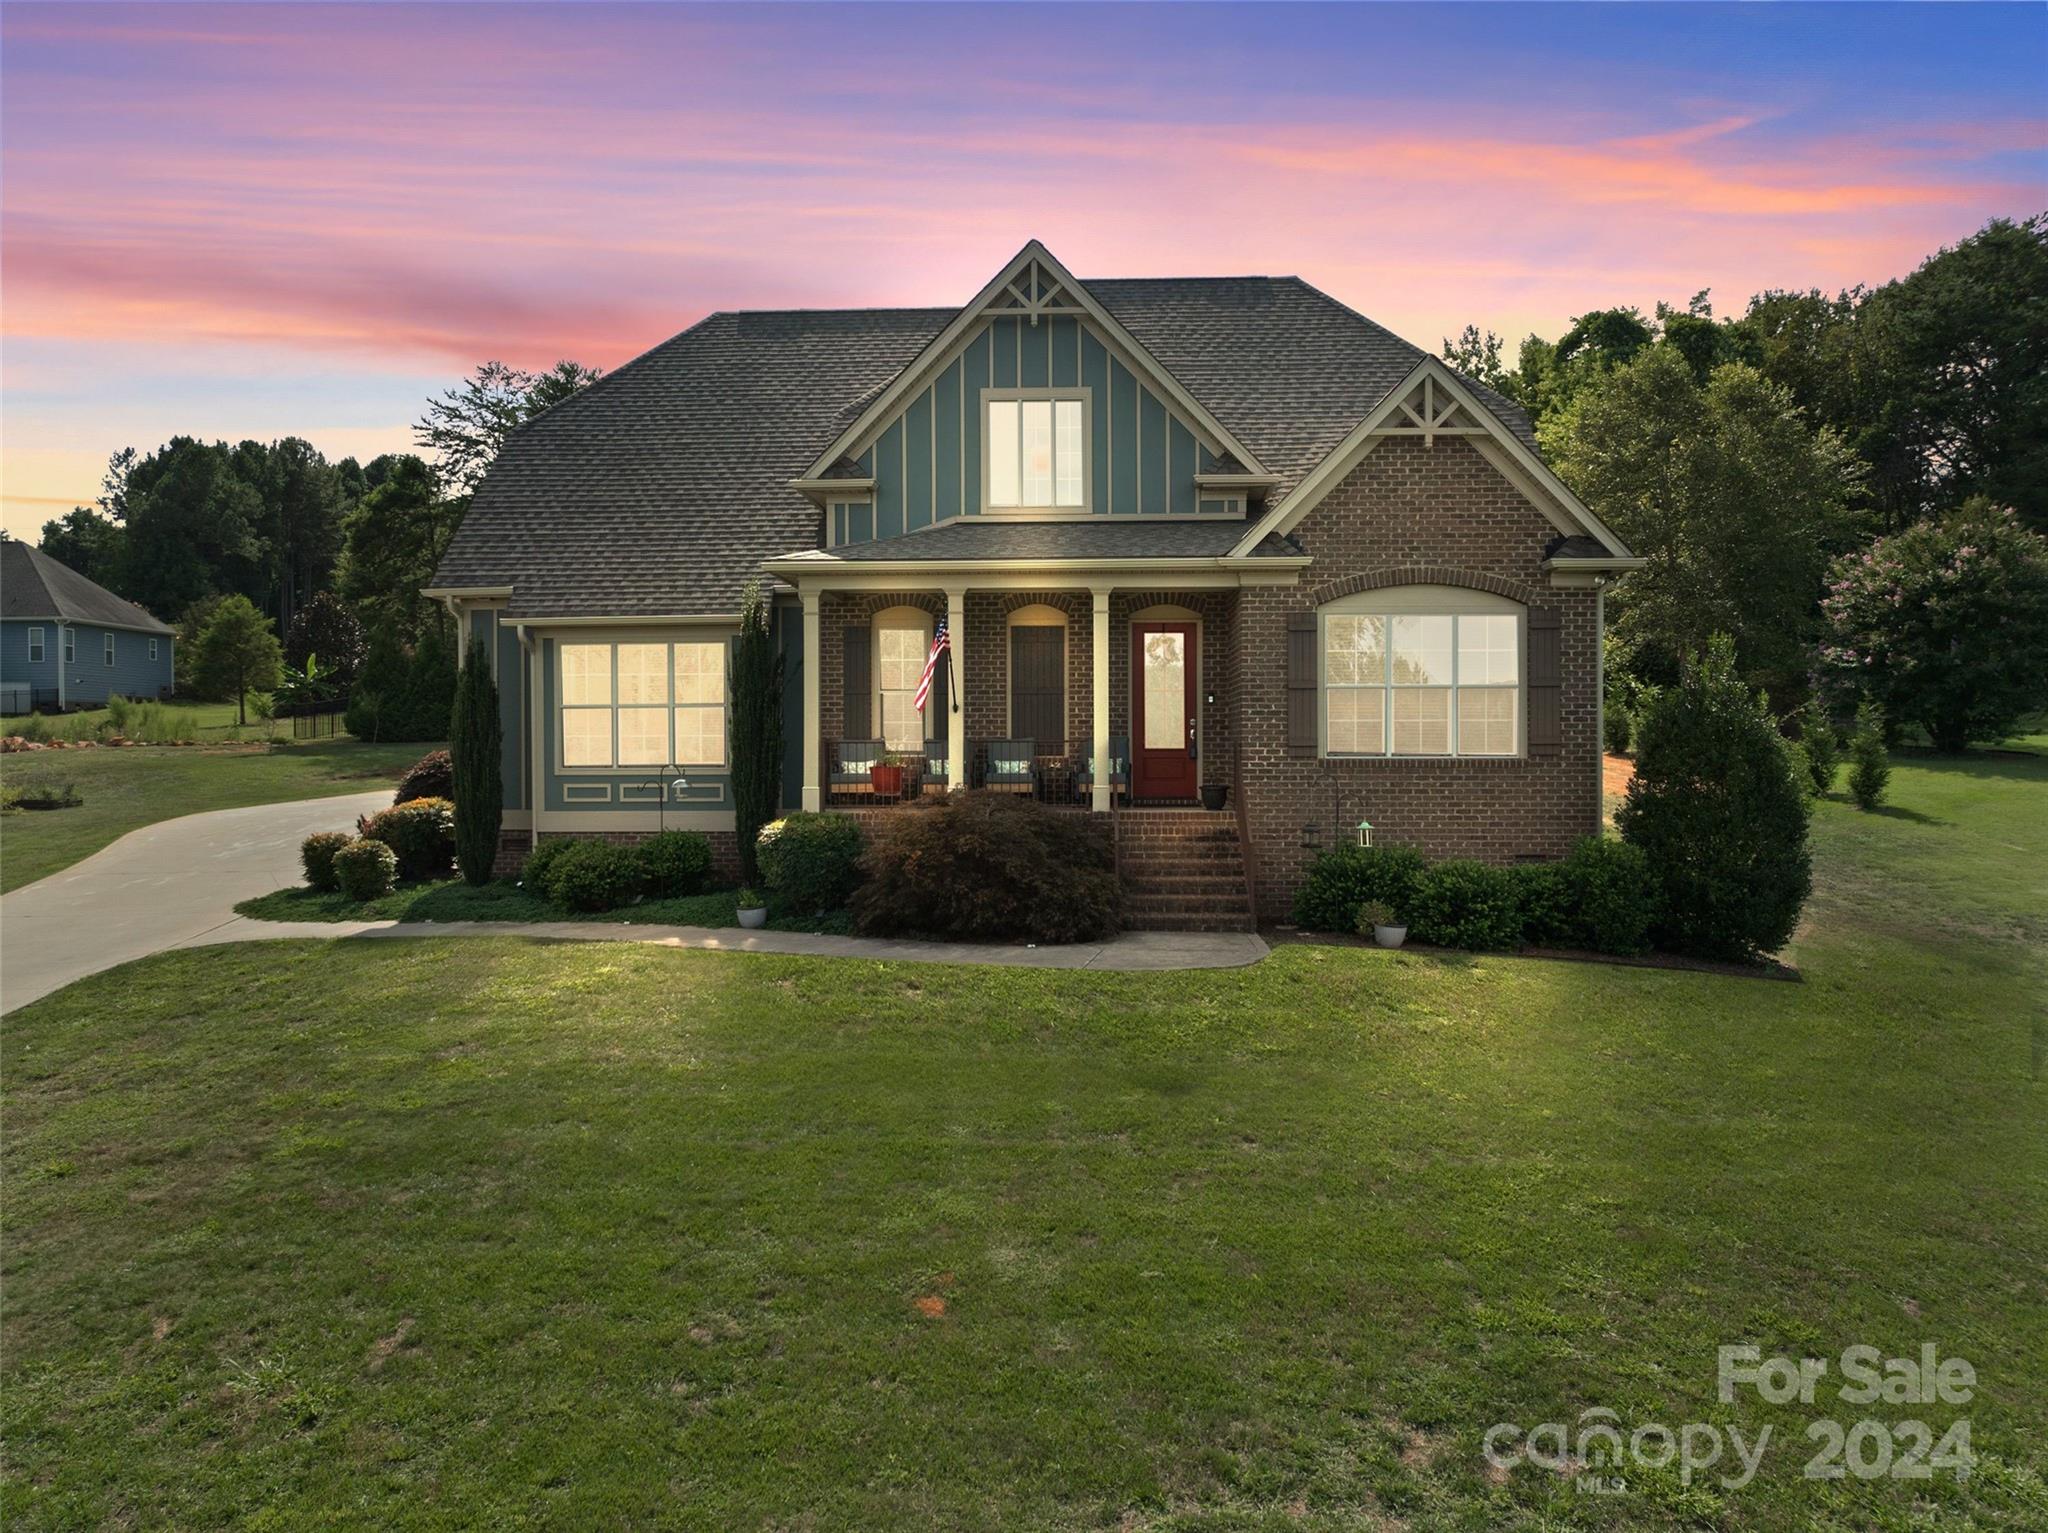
[914,617,949,713]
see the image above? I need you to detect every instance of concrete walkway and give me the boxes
[3,791,1267,1011]
[1,789,390,1013]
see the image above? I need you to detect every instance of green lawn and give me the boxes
[3,698,303,742]
[3,750,2044,1529]
[0,737,434,893]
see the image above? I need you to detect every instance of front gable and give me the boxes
[798,244,1273,548]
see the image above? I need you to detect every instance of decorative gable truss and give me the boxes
[792,241,1276,547]
[983,255,1088,324]
[1230,356,1643,582]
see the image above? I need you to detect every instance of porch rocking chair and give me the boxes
[1077,736,1131,803]
[830,739,883,798]
[983,738,1037,794]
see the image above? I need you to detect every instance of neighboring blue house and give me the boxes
[1,538,175,713]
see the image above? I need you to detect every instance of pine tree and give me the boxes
[727,579,786,885]
[1800,691,1840,795]
[451,636,503,885]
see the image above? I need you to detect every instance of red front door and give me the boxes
[1131,622,1198,800]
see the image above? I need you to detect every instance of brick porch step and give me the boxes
[1116,810,1254,933]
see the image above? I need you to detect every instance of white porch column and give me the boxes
[1091,586,1112,813]
[801,588,823,811]
[946,586,969,792]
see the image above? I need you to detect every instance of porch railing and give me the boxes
[822,739,1121,809]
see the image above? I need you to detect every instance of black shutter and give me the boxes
[843,625,871,739]
[1286,611,1318,750]
[1527,606,1562,756]
[1010,627,1064,751]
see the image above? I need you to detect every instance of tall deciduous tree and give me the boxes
[191,595,283,725]
[727,579,786,886]
[283,591,366,688]
[1543,345,1854,703]
[414,359,603,495]
[1819,500,2048,751]
[451,636,504,885]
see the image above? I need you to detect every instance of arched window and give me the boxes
[872,606,933,752]
[1320,585,1522,758]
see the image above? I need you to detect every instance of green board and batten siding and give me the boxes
[829,315,1230,546]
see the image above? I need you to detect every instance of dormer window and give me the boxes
[984,391,1088,512]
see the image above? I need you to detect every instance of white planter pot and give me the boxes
[1373,924,1408,949]
[737,906,768,930]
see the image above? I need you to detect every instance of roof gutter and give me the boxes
[760,553,1310,578]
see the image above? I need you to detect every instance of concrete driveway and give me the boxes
[0,790,389,1013]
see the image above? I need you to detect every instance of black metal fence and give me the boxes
[291,709,345,740]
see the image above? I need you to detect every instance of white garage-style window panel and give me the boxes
[1321,586,1523,758]
[985,392,1088,511]
[873,606,933,752]
[559,639,727,769]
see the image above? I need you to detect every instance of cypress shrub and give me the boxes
[728,579,785,886]
[1800,692,1840,796]
[398,621,456,742]
[1618,636,1811,960]
[1848,700,1891,811]
[451,637,503,885]
[346,624,410,741]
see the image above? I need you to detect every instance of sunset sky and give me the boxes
[3,1,2043,537]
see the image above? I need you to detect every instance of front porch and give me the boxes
[794,582,1242,814]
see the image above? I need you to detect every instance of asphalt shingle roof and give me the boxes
[436,277,1537,618]
[1,539,174,634]
[821,519,1304,563]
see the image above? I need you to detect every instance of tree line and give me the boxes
[1446,212,2048,749]
[38,360,601,738]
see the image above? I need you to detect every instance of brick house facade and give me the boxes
[434,241,1639,925]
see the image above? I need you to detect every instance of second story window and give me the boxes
[986,394,1086,510]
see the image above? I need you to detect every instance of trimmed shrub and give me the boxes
[1556,836,1655,955]
[1409,859,1523,950]
[301,831,352,892]
[639,830,714,898]
[1508,861,1574,945]
[517,837,576,893]
[1618,636,1811,960]
[543,840,644,912]
[360,796,456,882]
[756,812,864,915]
[395,749,454,805]
[1355,899,1396,935]
[451,638,503,885]
[1291,844,1427,931]
[1849,700,1890,811]
[333,838,398,902]
[851,793,1118,944]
